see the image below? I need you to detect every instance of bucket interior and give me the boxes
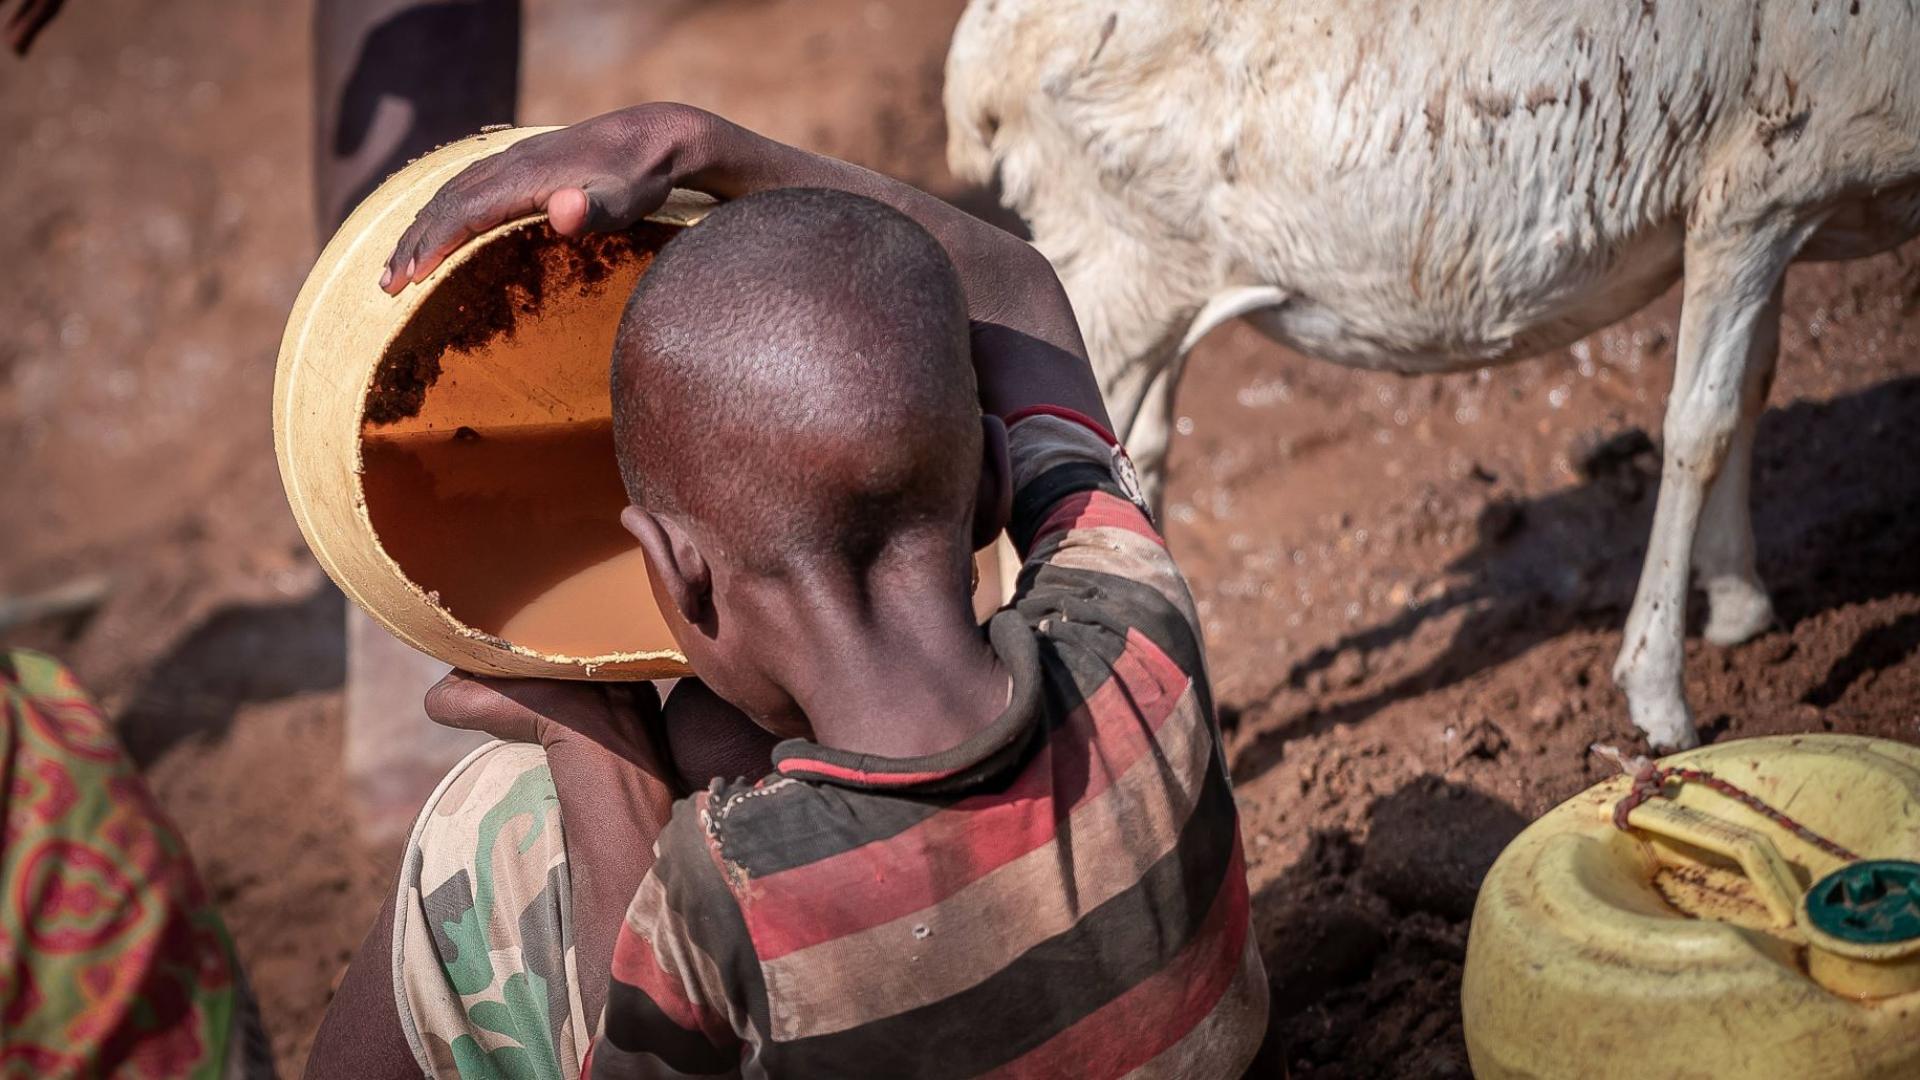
[358,220,682,661]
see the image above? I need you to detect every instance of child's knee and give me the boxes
[396,740,585,1071]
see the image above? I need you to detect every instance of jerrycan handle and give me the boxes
[1623,800,1804,927]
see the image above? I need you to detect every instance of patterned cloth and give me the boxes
[587,410,1268,1078]
[394,741,588,1080]
[0,649,271,1080]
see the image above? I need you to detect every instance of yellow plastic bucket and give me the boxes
[1463,734,1920,1079]
[278,127,1016,683]
[274,127,710,680]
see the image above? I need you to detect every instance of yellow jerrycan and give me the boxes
[1463,733,1920,1079]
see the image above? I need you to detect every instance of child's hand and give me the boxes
[425,671,670,776]
[662,678,782,789]
[383,100,1110,428]
[430,671,681,1020]
[381,103,707,295]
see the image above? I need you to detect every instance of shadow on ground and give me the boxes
[120,584,345,765]
[1245,777,1527,1078]
[1230,375,1920,786]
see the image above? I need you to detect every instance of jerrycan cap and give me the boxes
[1801,859,1920,999]
[1806,860,1920,946]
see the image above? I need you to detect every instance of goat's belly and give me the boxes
[1244,219,1685,376]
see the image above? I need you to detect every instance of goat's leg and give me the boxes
[1613,226,1808,749]
[1123,355,1182,516]
[1694,283,1782,647]
[1107,287,1289,516]
[1067,296,1180,513]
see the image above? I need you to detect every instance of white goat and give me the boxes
[946,0,1920,749]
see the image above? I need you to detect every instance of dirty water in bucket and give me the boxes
[360,420,677,658]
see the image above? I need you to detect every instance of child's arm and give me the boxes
[425,675,680,1027]
[381,103,1110,427]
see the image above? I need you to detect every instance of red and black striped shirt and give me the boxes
[588,412,1267,1078]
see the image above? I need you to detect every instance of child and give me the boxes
[308,103,1266,1079]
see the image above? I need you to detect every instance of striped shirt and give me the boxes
[587,412,1267,1079]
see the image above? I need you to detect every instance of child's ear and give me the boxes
[971,414,1013,551]
[622,505,712,625]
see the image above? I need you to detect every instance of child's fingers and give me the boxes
[383,180,629,292]
[426,671,661,762]
[547,179,660,237]
[575,176,674,235]
[604,679,666,722]
[383,200,503,293]
[544,187,594,236]
[381,159,536,293]
[377,121,659,292]
[423,672,553,743]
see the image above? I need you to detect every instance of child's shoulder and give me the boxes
[663,773,940,893]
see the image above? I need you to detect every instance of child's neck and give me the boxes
[766,566,1011,761]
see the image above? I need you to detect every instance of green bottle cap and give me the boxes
[1805,860,1920,946]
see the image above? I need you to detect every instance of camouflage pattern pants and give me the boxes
[393,742,587,1080]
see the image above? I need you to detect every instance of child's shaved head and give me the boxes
[612,188,981,576]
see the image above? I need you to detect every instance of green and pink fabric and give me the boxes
[1,649,268,1079]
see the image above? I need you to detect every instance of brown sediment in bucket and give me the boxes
[366,223,679,425]
[357,218,683,665]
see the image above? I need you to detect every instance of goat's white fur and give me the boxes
[947,0,1920,748]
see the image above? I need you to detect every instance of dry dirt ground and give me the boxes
[4,0,1918,1075]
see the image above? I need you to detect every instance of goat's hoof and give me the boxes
[1627,693,1700,752]
[1703,583,1775,647]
